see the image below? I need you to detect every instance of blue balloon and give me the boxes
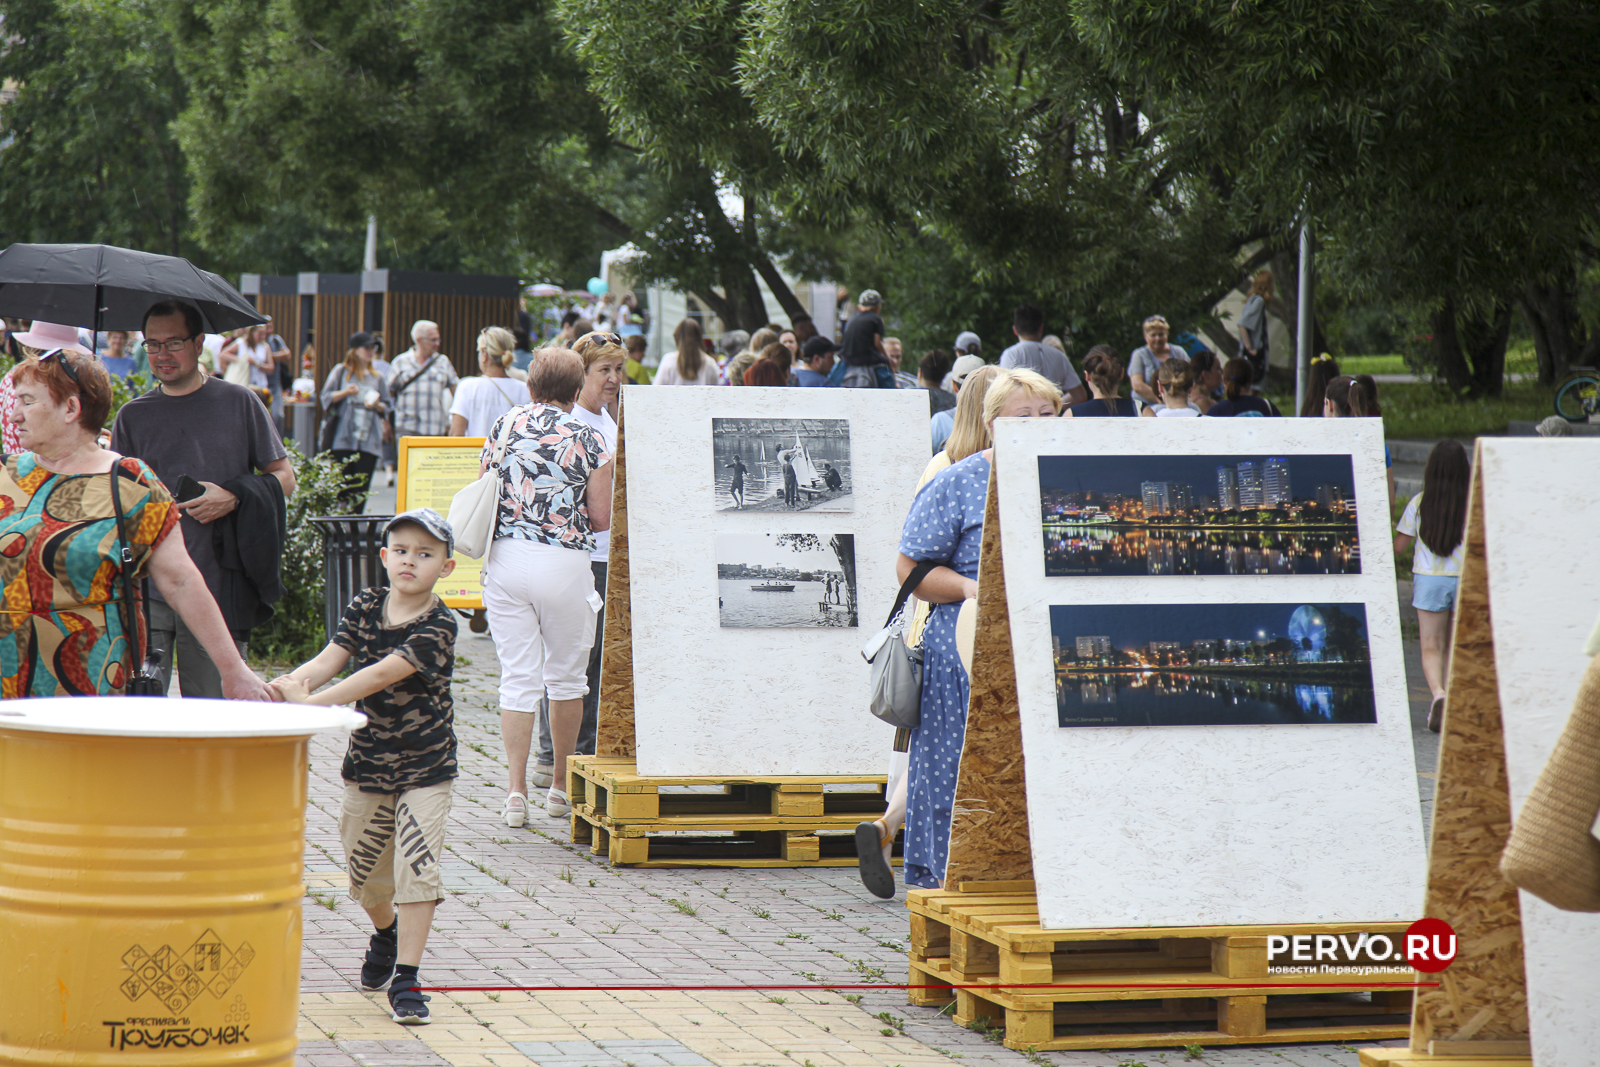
[587,277,608,296]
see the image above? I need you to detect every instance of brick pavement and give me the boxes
[292,624,1427,1067]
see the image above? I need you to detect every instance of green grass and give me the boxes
[1335,345,1538,379]
[1261,378,1553,439]
[1374,380,1552,439]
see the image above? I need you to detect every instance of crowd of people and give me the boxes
[0,277,1488,1023]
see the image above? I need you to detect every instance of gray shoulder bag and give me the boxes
[861,560,940,729]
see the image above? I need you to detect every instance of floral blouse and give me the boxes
[0,454,178,697]
[482,404,611,552]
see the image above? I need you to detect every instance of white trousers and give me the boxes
[483,538,602,709]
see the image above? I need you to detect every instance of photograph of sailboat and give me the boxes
[712,418,853,512]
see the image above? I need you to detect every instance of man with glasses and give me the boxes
[110,300,297,698]
[388,320,459,439]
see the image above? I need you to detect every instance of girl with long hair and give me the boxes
[655,318,720,386]
[1299,353,1341,417]
[1237,269,1274,380]
[1393,440,1470,731]
[1324,373,1395,502]
[1065,346,1137,417]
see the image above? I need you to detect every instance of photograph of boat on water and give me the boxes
[1050,602,1378,727]
[713,418,853,512]
[716,532,857,628]
[1038,453,1361,576]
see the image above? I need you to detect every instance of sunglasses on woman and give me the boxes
[40,348,82,386]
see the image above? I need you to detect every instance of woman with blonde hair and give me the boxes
[1238,270,1275,380]
[655,318,721,386]
[855,363,999,897]
[320,330,390,511]
[857,369,1061,897]
[450,326,524,437]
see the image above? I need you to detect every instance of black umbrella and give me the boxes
[0,243,266,333]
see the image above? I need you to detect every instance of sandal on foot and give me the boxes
[855,820,896,900]
[502,791,528,828]
[545,788,572,819]
[388,974,431,1025]
[359,930,397,991]
[531,763,555,789]
[1427,695,1445,734]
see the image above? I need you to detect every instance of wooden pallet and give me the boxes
[1359,1047,1532,1067]
[567,755,900,867]
[908,881,1418,1051]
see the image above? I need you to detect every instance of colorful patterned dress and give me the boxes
[0,454,178,697]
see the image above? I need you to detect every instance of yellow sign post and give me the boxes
[396,436,486,609]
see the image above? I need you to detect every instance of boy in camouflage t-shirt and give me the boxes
[271,509,458,1025]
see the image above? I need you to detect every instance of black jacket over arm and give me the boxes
[216,472,287,636]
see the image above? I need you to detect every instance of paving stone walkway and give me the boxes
[292,618,1434,1067]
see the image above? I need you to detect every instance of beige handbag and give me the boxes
[1499,654,1600,912]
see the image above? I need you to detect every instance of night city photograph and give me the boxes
[1038,454,1361,577]
[1049,602,1378,727]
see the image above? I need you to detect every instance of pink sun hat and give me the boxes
[12,320,93,357]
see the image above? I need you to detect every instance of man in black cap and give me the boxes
[794,335,838,387]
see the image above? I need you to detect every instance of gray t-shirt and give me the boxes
[999,339,1082,393]
[1128,345,1189,385]
[110,377,288,605]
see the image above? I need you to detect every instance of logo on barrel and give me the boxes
[119,929,254,1014]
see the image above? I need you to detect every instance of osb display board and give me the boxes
[945,469,1033,886]
[1409,467,1528,1050]
[596,408,636,758]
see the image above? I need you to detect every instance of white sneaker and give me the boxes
[545,788,572,818]
[531,763,554,789]
[502,792,527,828]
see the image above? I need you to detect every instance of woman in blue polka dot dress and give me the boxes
[895,369,1062,888]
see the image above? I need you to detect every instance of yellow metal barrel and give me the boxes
[0,699,364,1066]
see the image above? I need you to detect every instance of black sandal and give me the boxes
[856,821,896,899]
[388,974,431,1025]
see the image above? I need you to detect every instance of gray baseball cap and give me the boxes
[954,330,982,354]
[857,289,882,308]
[385,508,455,556]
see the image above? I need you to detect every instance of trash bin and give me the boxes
[310,515,392,642]
[0,698,365,1066]
[284,400,317,457]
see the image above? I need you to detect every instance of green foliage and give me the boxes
[107,373,155,425]
[0,0,195,256]
[248,444,355,665]
[166,0,627,280]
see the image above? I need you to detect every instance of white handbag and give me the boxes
[448,415,514,559]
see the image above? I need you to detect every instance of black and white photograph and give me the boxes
[713,418,852,512]
[716,533,857,628]
[1038,453,1361,576]
[1050,602,1378,727]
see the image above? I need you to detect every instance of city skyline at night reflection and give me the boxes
[1050,603,1378,727]
[1038,453,1361,576]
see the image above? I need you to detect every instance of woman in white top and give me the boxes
[1393,439,1470,732]
[529,331,626,792]
[450,326,526,437]
[220,324,275,389]
[1140,359,1200,417]
[653,318,722,386]
[1128,314,1187,410]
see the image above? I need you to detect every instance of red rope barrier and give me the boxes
[421,980,1437,993]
